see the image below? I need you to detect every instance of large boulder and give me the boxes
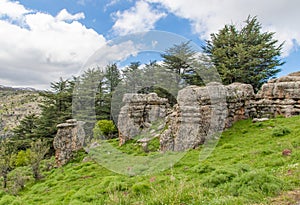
[53,119,85,167]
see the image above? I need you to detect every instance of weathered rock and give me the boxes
[118,71,300,152]
[53,119,85,167]
[118,93,169,145]
[161,82,254,151]
[256,72,300,117]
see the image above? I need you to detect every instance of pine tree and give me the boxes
[203,16,284,92]
[161,41,203,86]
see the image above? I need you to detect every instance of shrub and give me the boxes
[14,149,31,167]
[93,120,117,139]
[272,126,291,137]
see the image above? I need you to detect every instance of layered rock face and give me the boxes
[118,93,169,145]
[160,82,255,151]
[255,72,300,117]
[53,119,85,167]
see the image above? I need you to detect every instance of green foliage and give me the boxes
[1,115,300,204]
[12,114,38,140]
[14,149,31,167]
[29,139,49,180]
[161,41,204,86]
[93,120,117,139]
[272,126,291,137]
[203,16,284,92]
[0,139,15,188]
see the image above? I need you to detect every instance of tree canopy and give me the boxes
[202,16,284,91]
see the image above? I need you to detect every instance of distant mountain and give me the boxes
[0,85,38,92]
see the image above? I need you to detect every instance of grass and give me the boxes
[1,115,300,204]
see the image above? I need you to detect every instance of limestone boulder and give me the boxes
[160,82,255,152]
[118,93,169,145]
[53,119,85,167]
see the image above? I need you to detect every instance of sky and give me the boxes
[1,0,300,89]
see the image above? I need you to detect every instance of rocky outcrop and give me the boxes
[118,93,169,145]
[160,82,255,151]
[118,72,300,152]
[255,72,300,117]
[53,119,85,167]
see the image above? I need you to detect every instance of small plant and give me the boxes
[93,120,117,139]
[14,149,31,167]
[272,126,291,137]
[29,139,49,181]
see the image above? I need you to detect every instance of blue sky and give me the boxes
[0,0,300,89]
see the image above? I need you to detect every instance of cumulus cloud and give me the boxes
[56,9,85,21]
[0,1,106,89]
[112,1,166,36]
[146,0,300,56]
[0,0,30,20]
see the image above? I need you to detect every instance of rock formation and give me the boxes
[255,71,300,117]
[117,72,300,152]
[53,119,85,167]
[118,93,169,145]
[160,82,255,151]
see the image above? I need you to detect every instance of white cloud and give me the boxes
[83,40,140,70]
[112,1,166,36]
[104,0,120,11]
[0,2,106,89]
[146,0,300,56]
[0,0,30,20]
[56,9,85,21]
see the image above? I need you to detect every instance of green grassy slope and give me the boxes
[1,116,300,205]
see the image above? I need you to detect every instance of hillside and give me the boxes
[0,115,299,204]
[0,86,43,138]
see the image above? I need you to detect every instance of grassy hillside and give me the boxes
[1,116,300,204]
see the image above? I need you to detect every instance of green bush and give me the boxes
[14,149,31,167]
[272,126,291,137]
[93,120,117,139]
